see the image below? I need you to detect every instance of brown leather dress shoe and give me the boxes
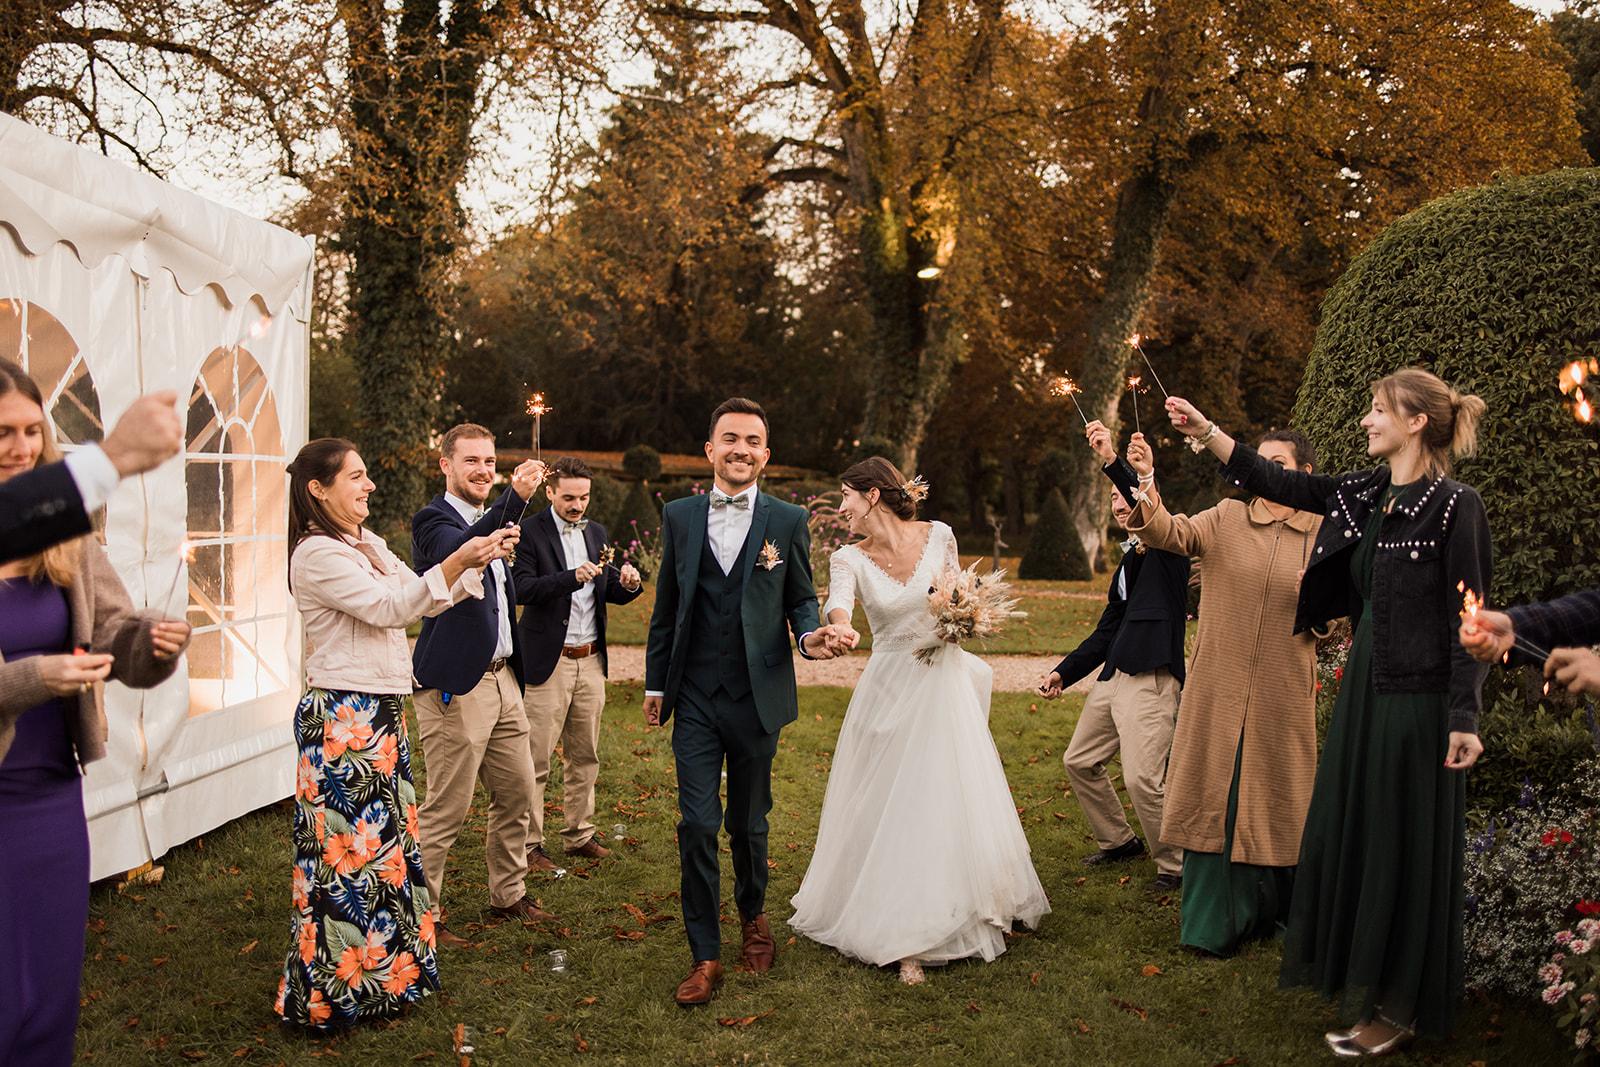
[565,838,611,860]
[527,845,559,873]
[435,924,474,948]
[488,897,555,926]
[738,913,776,974]
[674,960,725,1007]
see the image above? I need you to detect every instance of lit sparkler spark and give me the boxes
[1127,333,1170,399]
[161,540,197,614]
[1049,376,1089,426]
[1126,375,1144,435]
[1560,359,1598,426]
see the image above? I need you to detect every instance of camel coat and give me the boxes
[0,540,179,769]
[1129,492,1320,867]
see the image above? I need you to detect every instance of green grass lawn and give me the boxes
[607,575,1108,655]
[77,684,1555,1065]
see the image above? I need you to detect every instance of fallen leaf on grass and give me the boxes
[1213,1058,1241,1066]
[611,927,645,941]
[622,903,648,925]
[1140,964,1162,977]
[1117,876,1130,886]
[1074,1019,1091,1035]
[964,1001,982,1015]
[785,936,797,946]
[238,940,259,955]
[124,1017,140,1029]
[717,1010,775,1028]
[575,1034,590,1053]
[578,996,597,1006]
[151,957,170,967]
[1029,972,1041,987]
[1110,997,1148,1021]
[1074,877,1087,886]
[1053,812,1069,820]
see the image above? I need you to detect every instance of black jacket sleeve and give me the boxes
[1101,457,1144,504]
[1507,588,1600,660]
[1442,487,1493,734]
[1054,568,1125,688]
[1219,442,1343,516]
[0,462,92,564]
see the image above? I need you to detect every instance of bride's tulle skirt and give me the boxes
[788,644,1051,966]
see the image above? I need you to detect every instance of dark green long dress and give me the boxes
[1278,484,1466,1037]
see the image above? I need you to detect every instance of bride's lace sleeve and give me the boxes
[939,521,961,577]
[822,549,856,619]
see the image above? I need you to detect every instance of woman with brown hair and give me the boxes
[1167,367,1491,1056]
[274,438,517,1030]
[0,362,191,1066]
[789,457,1049,986]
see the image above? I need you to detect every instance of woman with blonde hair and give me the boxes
[0,362,191,1066]
[274,437,519,1030]
[1167,367,1491,1056]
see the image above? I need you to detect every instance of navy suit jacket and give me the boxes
[411,490,527,694]
[0,461,92,564]
[512,507,642,687]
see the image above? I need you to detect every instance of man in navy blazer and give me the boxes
[513,456,643,871]
[411,423,551,944]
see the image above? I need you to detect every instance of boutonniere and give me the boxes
[757,540,783,570]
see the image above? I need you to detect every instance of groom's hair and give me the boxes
[708,397,769,443]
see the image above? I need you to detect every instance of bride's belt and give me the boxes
[869,631,935,653]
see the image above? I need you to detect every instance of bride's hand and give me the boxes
[833,623,861,651]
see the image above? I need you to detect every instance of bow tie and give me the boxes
[472,507,487,522]
[710,491,750,510]
[1121,535,1146,556]
[562,518,589,534]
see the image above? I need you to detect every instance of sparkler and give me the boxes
[1126,375,1144,435]
[527,392,552,462]
[1458,581,1551,666]
[160,541,196,615]
[1049,376,1090,427]
[1560,359,1597,425]
[1127,333,1170,400]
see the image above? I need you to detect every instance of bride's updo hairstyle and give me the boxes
[1371,367,1486,478]
[840,456,919,521]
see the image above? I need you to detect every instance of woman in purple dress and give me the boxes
[0,362,191,1066]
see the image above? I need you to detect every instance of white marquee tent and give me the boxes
[0,113,313,879]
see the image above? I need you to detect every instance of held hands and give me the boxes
[1458,608,1516,663]
[1036,671,1063,699]
[39,652,114,696]
[511,459,547,500]
[574,561,602,583]
[643,694,662,727]
[1445,731,1483,770]
[1126,433,1154,478]
[1165,397,1206,435]
[1084,420,1118,464]
[149,619,192,660]
[1545,647,1600,696]
[617,563,643,591]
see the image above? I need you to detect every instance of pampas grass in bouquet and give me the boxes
[914,563,1026,665]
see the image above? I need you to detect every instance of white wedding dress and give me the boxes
[788,520,1050,966]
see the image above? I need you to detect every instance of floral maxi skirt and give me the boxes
[276,689,440,1029]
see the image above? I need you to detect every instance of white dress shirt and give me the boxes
[64,446,120,512]
[559,517,598,645]
[444,492,514,660]
[708,483,757,574]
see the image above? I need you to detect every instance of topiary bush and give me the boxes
[1018,487,1092,580]
[622,443,662,483]
[584,472,627,533]
[1292,167,1600,810]
[613,479,661,542]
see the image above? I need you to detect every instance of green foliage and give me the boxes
[1018,488,1092,580]
[1293,167,1600,801]
[613,480,660,542]
[622,444,662,482]
[850,435,902,467]
[584,472,627,534]
[1036,448,1074,497]
[653,478,706,505]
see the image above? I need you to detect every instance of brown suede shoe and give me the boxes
[565,838,611,860]
[435,924,474,948]
[488,897,555,926]
[527,844,559,873]
[738,913,776,974]
[674,960,725,1007]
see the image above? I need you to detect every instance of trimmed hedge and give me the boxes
[1293,167,1600,808]
[1018,487,1092,580]
[613,479,661,541]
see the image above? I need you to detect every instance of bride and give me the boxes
[788,457,1050,984]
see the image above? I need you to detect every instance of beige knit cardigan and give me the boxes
[0,540,180,769]
[1130,492,1321,867]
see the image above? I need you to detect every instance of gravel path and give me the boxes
[605,645,1093,694]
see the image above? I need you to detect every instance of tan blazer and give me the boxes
[0,540,180,769]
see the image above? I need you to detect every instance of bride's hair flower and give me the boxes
[900,475,930,504]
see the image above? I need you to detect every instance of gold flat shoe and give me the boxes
[1325,1034,1364,1058]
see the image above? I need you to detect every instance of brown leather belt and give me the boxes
[562,643,596,660]
[486,658,509,675]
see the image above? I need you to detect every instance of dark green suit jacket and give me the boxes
[644,490,820,734]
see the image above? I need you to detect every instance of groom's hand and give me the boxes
[643,695,662,726]
[801,631,836,660]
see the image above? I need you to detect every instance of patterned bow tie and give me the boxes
[1121,535,1146,555]
[563,519,589,534]
[710,491,750,510]
[472,508,487,522]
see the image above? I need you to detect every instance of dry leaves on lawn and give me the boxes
[717,1010,775,1028]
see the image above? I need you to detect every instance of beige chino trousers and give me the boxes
[414,665,535,913]
[525,654,606,851]
[1063,668,1182,876]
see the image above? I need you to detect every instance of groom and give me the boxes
[643,397,843,1007]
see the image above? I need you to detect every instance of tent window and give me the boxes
[183,344,291,717]
[0,297,103,448]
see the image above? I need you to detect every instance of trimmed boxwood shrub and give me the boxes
[1292,167,1600,810]
[622,443,662,482]
[613,479,661,541]
[584,472,627,534]
[1019,487,1092,580]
